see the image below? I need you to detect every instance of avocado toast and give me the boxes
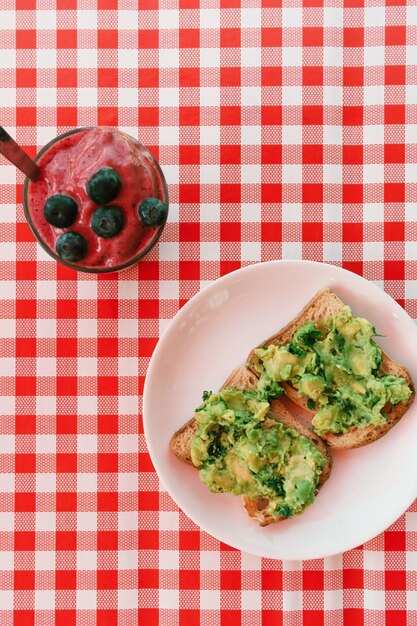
[170,366,332,527]
[247,289,415,449]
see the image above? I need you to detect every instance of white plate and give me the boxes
[143,260,417,560]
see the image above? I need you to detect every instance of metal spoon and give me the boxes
[0,126,40,181]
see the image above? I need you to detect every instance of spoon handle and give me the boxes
[0,127,40,182]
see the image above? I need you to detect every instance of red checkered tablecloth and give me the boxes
[1,1,417,624]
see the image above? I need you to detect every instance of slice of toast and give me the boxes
[170,366,332,526]
[246,288,415,449]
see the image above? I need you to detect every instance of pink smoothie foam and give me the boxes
[25,127,168,270]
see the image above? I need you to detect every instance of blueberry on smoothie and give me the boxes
[91,206,124,238]
[86,167,122,205]
[56,232,87,263]
[139,197,168,227]
[44,194,78,228]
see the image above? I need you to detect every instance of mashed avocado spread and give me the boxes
[255,306,412,436]
[190,388,326,519]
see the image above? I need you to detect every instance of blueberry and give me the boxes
[44,194,78,228]
[86,167,122,205]
[56,232,87,263]
[91,206,124,238]
[138,197,168,227]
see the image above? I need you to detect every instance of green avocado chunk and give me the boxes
[254,306,412,436]
[190,388,326,519]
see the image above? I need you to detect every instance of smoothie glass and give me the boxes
[23,127,169,273]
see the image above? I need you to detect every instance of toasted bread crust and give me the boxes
[243,497,281,526]
[169,417,198,465]
[169,366,332,526]
[246,288,415,449]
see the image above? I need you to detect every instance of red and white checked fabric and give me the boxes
[1,1,417,625]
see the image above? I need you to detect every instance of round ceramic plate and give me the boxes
[143,260,417,560]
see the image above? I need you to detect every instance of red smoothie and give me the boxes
[24,127,169,272]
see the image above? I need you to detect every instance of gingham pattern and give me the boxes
[1,1,417,624]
